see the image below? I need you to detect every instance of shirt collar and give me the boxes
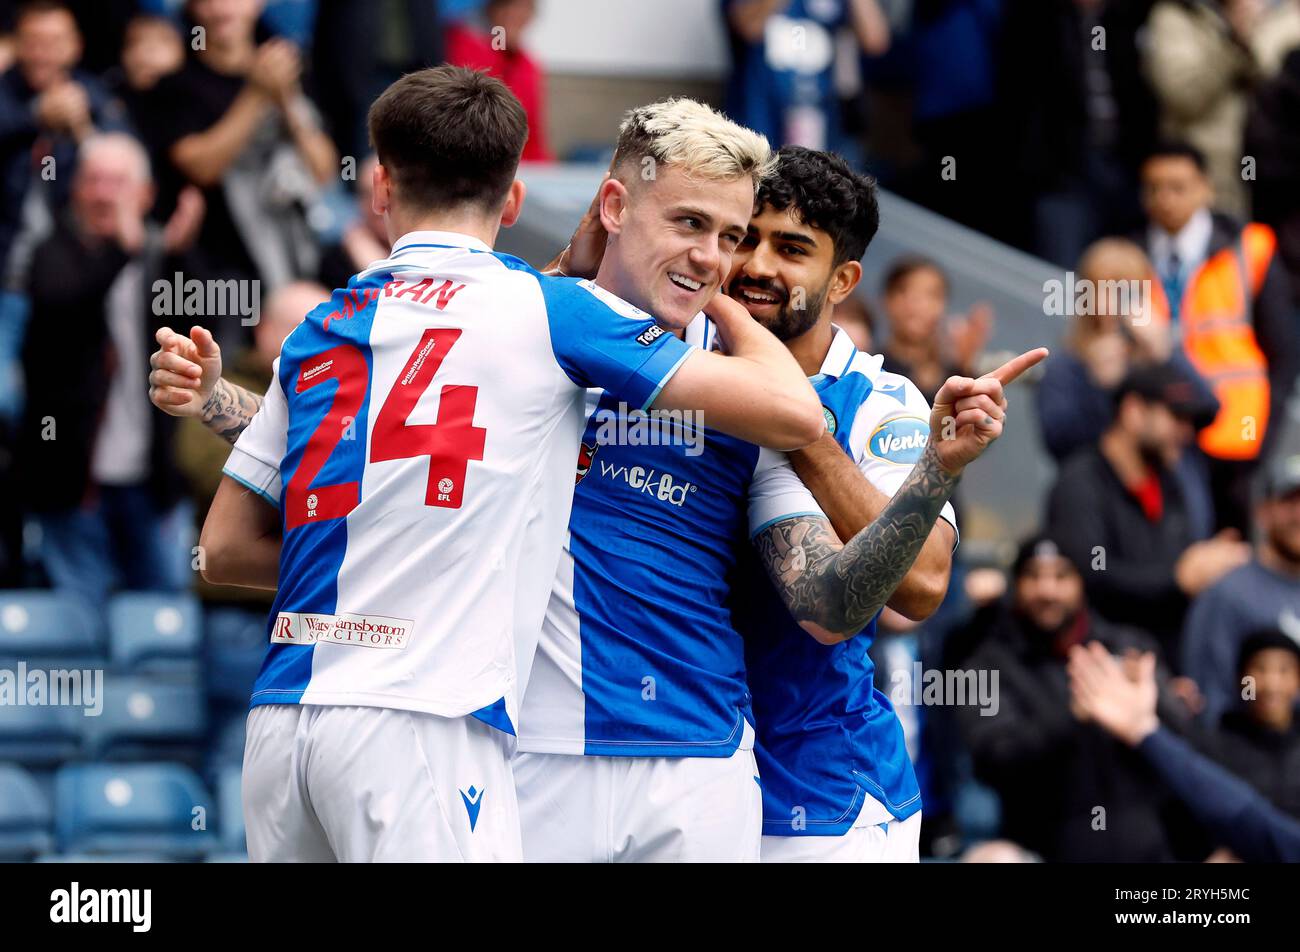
[817,324,862,380]
[390,230,493,255]
[1150,207,1213,271]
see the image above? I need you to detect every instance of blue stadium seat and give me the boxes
[0,696,81,765]
[79,674,206,760]
[204,607,268,703]
[0,591,102,661]
[0,763,53,858]
[54,763,217,857]
[108,593,202,673]
[207,713,247,773]
[217,765,245,854]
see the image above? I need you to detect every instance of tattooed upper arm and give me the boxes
[754,514,849,644]
[754,442,960,643]
[200,378,264,445]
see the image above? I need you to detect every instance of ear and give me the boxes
[372,163,391,217]
[598,177,629,235]
[499,179,527,229]
[826,260,863,306]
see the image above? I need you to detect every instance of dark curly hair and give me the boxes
[754,146,880,268]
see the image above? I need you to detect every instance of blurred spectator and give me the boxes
[0,0,131,274]
[59,0,144,76]
[18,133,204,604]
[1137,141,1297,532]
[1046,362,1247,658]
[105,14,186,220]
[1143,0,1264,218]
[878,254,990,403]
[1182,451,1300,724]
[901,0,1003,236]
[1199,630,1300,817]
[446,0,552,162]
[832,291,874,352]
[1037,238,1171,464]
[996,0,1158,266]
[174,280,322,596]
[1035,238,1219,535]
[955,533,1197,862]
[1069,639,1300,861]
[148,0,336,333]
[1247,46,1300,309]
[1252,0,1300,77]
[317,155,388,290]
[310,0,442,160]
[722,0,889,160]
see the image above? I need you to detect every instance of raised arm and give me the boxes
[756,350,1047,643]
[756,442,959,643]
[652,293,825,451]
[149,326,263,443]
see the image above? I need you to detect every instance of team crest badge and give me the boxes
[576,442,599,484]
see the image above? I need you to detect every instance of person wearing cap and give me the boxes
[1199,630,1300,821]
[954,532,1197,862]
[1046,361,1250,659]
[1182,451,1300,725]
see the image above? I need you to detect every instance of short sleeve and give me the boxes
[747,448,826,538]
[221,363,288,508]
[539,276,694,411]
[852,374,958,542]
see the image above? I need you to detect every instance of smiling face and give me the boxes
[601,163,753,329]
[726,203,838,341]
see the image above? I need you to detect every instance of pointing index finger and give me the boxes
[984,347,1049,387]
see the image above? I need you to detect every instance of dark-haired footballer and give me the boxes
[728,146,963,861]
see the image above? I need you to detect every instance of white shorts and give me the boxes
[514,749,762,862]
[761,809,922,863]
[242,703,521,862]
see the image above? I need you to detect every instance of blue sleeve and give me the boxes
[1140,726,1300,862]
[538,276,694,411]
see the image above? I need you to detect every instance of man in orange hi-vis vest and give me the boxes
[1138,141,1298,533]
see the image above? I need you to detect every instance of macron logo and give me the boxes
[460,786,484,832]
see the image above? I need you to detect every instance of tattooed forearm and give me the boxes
[756,442,960,640]
[200,378,263,444]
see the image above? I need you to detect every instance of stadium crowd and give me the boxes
[0,0,1298,862]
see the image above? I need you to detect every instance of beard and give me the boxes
[1270,526,1300,566]
[731,277,830,342]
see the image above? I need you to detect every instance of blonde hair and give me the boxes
[612,98,772,190]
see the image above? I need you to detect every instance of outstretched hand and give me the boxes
[929,347,1048,475]
[149,325,223,418]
